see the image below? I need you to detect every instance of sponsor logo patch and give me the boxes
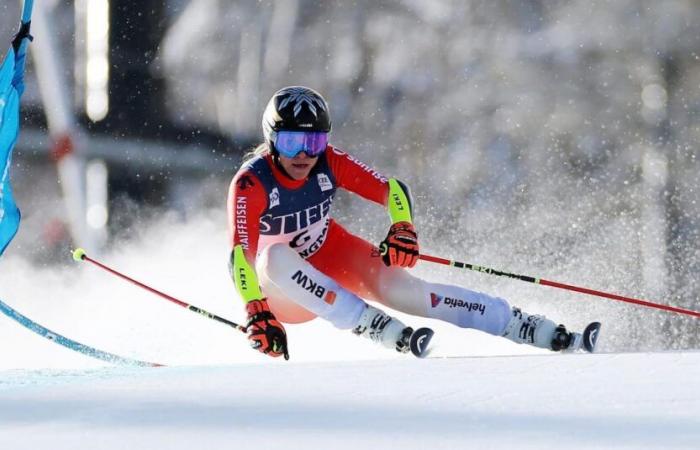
[238,267,248,290]
[317,173,333,192]
[260,197,333,234]
[345,153,388,183]
[430,293,486,315]
[235,197,249,249]
[291,269,332,300]
[269,187,280,209]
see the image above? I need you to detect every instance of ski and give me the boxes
[581,321,601,353]
[0,298,163,367]
[409,327,434,358]
[565,321,602,353]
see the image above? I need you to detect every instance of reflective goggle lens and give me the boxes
[274,131,328,158]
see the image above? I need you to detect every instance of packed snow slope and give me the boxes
[2,213,699,448]
[1,352,700,449]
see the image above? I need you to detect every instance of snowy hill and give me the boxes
[2,214,699,449]
[1,352,699,450]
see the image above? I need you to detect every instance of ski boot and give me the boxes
[503,307,601,353]
[352,305,433,357]
[557,322,602,353]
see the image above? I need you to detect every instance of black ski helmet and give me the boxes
[262,86,332,152]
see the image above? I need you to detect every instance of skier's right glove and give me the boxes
[379,221,419,268]
[245,299,289,360]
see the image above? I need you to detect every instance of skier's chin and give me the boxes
[288,163,314,179]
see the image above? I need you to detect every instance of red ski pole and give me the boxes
[71,248,247,332]
[419,253,700,319]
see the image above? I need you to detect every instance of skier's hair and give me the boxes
[243,143,270,163]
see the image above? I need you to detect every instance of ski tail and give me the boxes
[582,322,601,353]
[409,327,434,358]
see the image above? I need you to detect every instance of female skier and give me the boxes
[228,86,594,359]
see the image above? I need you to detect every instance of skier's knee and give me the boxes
[258,243,301,282]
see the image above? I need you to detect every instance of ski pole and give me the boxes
[419,253,700,319]
[71,248,246,332]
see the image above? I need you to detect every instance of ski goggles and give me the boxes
[273,130,329,158]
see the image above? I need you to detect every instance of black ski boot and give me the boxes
[557,322,602,353]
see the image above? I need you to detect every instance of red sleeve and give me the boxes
[326,146,389,206]
[227,169,267,262]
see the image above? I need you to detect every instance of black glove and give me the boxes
[245,299,289,360]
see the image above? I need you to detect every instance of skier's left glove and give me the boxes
[379,221,419,268]
[245,299,289,360]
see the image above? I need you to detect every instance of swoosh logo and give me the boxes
[415,334,428,354]
[588,328,598,347]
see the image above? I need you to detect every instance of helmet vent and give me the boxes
[279,87,327,118]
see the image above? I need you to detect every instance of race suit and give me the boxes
[227,146,511,336]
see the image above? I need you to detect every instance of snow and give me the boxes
[1,352,700,449]
[1,213,699,448]
[2,1,700,447]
